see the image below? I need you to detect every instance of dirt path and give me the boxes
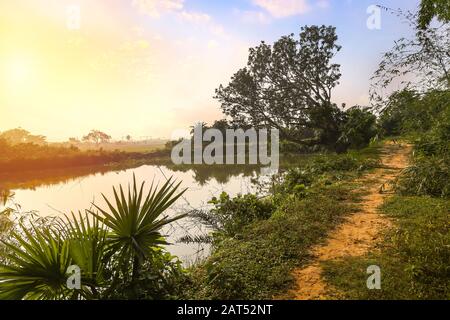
[288,141,412,300]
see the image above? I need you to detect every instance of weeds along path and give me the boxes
[288,141,412,300]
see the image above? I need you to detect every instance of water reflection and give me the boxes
[0,154,309,264]
[0,163,263,264]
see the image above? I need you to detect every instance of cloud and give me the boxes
[234,9,271,24]
[132,0,184,18]
[132,0,226,37]
[178,11,211,24]
[251,0,310,18]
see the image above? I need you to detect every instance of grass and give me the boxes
[321,195,450,300]
[187,143,382,299]
[188,183,364,299]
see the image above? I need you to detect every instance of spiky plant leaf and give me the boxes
[88,175,187,268]
[0,224,72,300]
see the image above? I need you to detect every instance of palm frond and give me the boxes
[0,224,72,300]
[87,174,187,264]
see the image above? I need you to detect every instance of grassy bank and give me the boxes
[186,143,383,299]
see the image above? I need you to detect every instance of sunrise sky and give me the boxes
[0,0,420,141]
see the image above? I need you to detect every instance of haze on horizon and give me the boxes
[0,0,419,142]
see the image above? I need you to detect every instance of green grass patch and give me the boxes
[322,196,450,299]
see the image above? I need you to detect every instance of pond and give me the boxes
[1,163,266,265]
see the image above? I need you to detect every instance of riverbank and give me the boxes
[186,138,449,300]
[0,140,171,174]
[186,142,384,299]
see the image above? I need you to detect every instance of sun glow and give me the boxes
[4,56,33,88]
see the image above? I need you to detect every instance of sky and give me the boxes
[0,0,421,141]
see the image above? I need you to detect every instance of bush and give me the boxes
[206,192,275,237]
[338,106,378,149]
[378,90,418,136]
[396,156,450,197]
[103,250,189,300]
[381,88,450,198]
[379,89,450,137]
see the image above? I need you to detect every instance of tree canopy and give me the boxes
[82,130,112,144]
[0,128,46,145]
[370,8,450,109]
[418,0,450,29]
[215,25,343,146]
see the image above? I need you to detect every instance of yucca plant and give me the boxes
[88,175,187,280]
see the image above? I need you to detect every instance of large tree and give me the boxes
[214,25,343,146]
[82,130,111,145]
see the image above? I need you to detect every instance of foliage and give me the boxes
[370,9,450,107]
[0,177,188,300]
[378,90,419,135]
[104,251,189,300]
[88,175,187,280]
[0,136,170,173]
[0,128,46,145]
[379,89,450,198]
[189,183,360,299]
[0,224,73,300]
[418,0,450,29]
[215,25,344,147]
[277,150,380,197]
[379,89,449,136]
[322,196,450,299]
[396,156,449,198]
[202,192,274,238]
[338,106,378,150]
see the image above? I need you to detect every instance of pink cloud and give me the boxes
[252,0,310,18]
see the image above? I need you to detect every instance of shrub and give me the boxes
[378,89,418,136]
[278,152,379,195]
[102,250,189,300]
[206,192,275,237]
[379,89,450,137]
[338,106,378,149]
[396,156,450,197]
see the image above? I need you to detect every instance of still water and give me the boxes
[4,163,263,265]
